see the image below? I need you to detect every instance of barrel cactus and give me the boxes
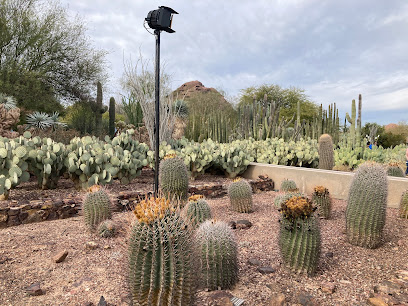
[228,178,253,213]
[185,195,212,227]
[280,179,298,192]
[399,190,408,219]
[274,191,304,209]
[97,219,116,238]
[346,162,388,248]
[195,220,238,290]
[387,163,404,177]
[159,154,189,201]
[278,196,320,275]
[129,196,195,306]
[318,134,334,170]
[82,185,112,230]
[312,186,332,219]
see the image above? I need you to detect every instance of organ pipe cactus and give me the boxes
[346,162,388,248]
[82,185,112,230]
[228,178,253,213]
[312,186,332,219]
[195,220,238,290]
[278,196,320,275]
[399,190,408,219]
[129,196,195,306]
[185,195,212,227]
[159,154,189,201]
[318,134,334,170]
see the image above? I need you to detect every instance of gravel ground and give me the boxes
[0,191,407,305]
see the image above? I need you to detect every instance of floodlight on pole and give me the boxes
[145,6,178,198]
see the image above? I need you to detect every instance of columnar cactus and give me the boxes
[318,134,334,170]
[312,186,332,219]
[346,162,388,248]
[228,178,253,213]
[109,97,116,138]
[387,163,404,177]
[399,190,408,219]
[185,195,212,227]
[280,179,298,192]
[159,154,189,201]
[129,197,195,306]
[195,220,238,290]
[279,196,320,275]
[82,185,112,230]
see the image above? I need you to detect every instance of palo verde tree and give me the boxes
[0,0,108,115]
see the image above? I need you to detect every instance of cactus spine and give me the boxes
[195,220,238,290]
[82,186,112,230]
[312,186,332,219]
[228,178,253,213]
[346,162,388,248]
[159,154,189,201]
[318,134,334,170]
[280,179,298,192]
[185,195,212,227]
[109,97,115,138]
[278,196,320,275]
[129,197,195,305]
[399,190,408,219]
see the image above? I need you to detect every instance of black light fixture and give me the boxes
[145,6,178,198]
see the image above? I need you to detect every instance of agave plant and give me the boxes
[173,99,189,119]
[26,112,53,130]
[0,93,17,110]
[50,112,67,128]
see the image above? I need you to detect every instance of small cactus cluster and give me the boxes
[195,220,238,290]
[279,196,320,275]
[399,190,408,219]
[280,179,298,192]
[228,177,253,213]
[346,162,388,248]
[386,162,404,177]
[159,154,189,201]
[312,186,332,219]
[97,220,116,238]
[129,196,195,306]
[82,186,112,230]
[185,195,212,227]
[318,134,334,170]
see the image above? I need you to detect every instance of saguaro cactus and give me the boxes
[109,97,116,138]
[228,178,253,213]
[346,162,388,248]
[318,134,334,170]
[129,196,195,305]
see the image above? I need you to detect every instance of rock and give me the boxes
[207,291,233,306]
[26,283,44,296]
[374,280,402,295]
[367,293,399,306]
[236,220,252,229]
[97,296,107,306]
[325,252,334,258]
[269,293,285,306]
[53,250,68,263]
[248,258,262,266]
[321,282,336,294]
[298,293,317,306]
[86,241,99,250]
[228,221,236,229]
[367,297,388,306]
[258,267,276,274]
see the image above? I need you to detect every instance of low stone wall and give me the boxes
[0,175,274,228]
[243,162,408,208]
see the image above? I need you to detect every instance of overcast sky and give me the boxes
[60,0,408,125]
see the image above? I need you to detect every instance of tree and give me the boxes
[0,0,108,114]
[239,84,318,123]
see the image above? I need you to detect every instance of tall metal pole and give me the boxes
[154,29,160,198]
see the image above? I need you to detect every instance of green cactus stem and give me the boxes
[82,186,112,230]
[228,178,253,213]
[280,179,298,192]
[312,186,332,219]
[159,154,189,202]
[318,134,334,170]
[399,190,408,219]
[185,195,212,227]
[109,97,116,138]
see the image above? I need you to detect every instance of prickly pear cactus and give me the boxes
[185,195,212,227]
[318,134,334,170]
[97,219,116,238]
[312,186,332,219]
[399,190,408,219]
[228,178,253,213]
[278,196,320,275]
[195,220,238,290]
[159,154,189,201]
[82,186,112,230]
[387,163,404,177]
[346,162,388,248]
[280,179,298,192]
[129,196,195,306]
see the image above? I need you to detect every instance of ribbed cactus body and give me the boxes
[318,134,334,170]
[228,179,253,213]
[312,186,332,219]
[399,190,408,219]
[346,162,388,248]
[280,179,298,192]
[195,220,238,290]
[83,188,112,230]
[129,197,195,306]
[387,166,404,177]
[185,196,212,227]
[278,196,320,275]
[159,155,189,201]
[274,192,303,209]
[97,220,116,238]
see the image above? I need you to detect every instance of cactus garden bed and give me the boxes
[1,190,407,305]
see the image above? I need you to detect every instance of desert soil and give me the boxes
[1,181,408,306]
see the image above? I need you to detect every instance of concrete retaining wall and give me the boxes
[243,162,408,208]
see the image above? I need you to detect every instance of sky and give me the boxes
[60,0,408,125]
